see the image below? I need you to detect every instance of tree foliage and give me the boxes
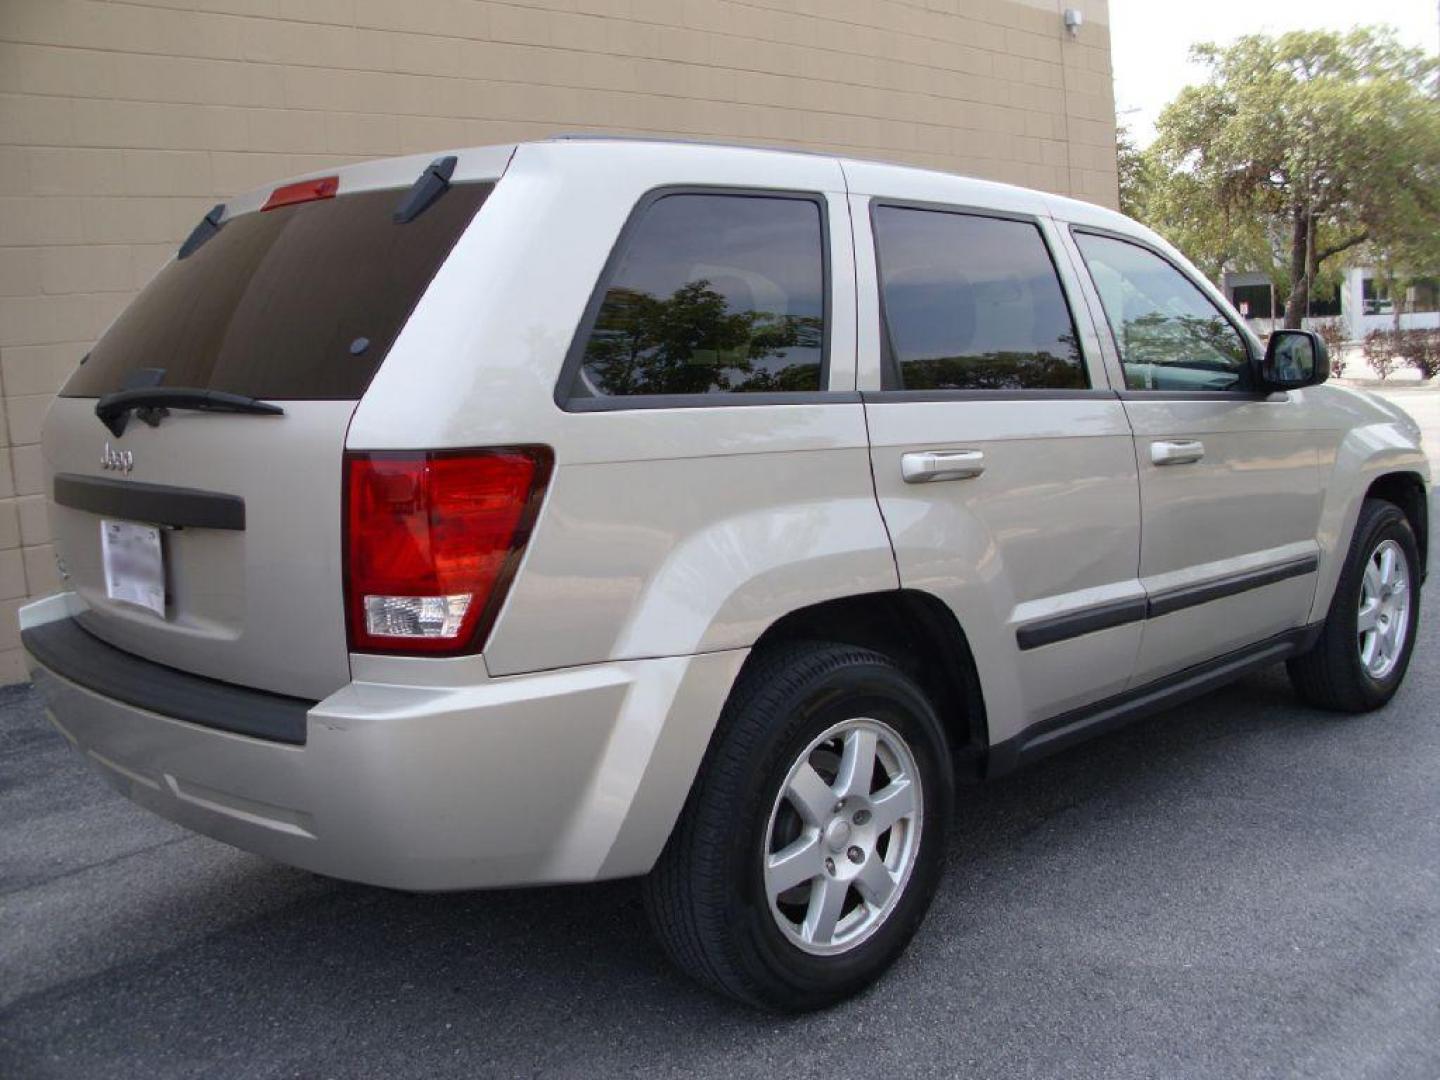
[582,280,822,395]
[1116,123,1151,220]
[899,332,1084,390]
[1135,28,1440,326]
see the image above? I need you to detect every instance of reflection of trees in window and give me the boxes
[582,279,822,395]
[1120,311,1245,371]
[899,333,1084,390]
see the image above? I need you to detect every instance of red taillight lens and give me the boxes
[343,448,552,655]
[262,176,339,211]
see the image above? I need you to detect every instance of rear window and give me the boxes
[566,192,828,401]
[62,183,492,400]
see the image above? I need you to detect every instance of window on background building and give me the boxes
[1229,284,1273,319]
[1363,276,1440,316]
[1229,282,1339,320]
[1306,285,1342,318]
[1363,277,1393,316]
[1405,278,1440,313]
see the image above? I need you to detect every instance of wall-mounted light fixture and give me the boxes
[1063,8,1083,38]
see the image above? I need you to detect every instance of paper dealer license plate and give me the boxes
[101,519,166,618]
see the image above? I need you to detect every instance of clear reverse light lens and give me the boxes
[363,594,472,639]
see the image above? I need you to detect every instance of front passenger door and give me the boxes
[1068,229,1323,686]
[858,200,1144,741]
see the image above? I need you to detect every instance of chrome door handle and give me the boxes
[1150,439,1205,466]
[901,450,986,483]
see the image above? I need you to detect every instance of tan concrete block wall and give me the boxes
[0,0,1116,684]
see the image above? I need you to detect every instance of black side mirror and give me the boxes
[1260,329,1329,390]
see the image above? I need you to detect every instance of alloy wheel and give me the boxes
[1358,537,1411,680]
[762,718,923,956]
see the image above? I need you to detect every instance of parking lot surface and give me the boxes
[2,386,1437,1079]
[3,601,1437,1079]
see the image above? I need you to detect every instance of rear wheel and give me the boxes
[643,641,953,1011]
[1288,498,1422,712]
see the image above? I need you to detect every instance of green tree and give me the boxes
[583,280,822,395]
[1141,28,1440,326]
[899,332,1084,390]
[1116,123,1151,219]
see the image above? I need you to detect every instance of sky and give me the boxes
[1109,0,1440,145]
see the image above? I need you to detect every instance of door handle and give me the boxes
[901,450,986,483]
[1150,439,1205,466]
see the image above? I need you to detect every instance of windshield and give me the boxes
[62,183,492,401]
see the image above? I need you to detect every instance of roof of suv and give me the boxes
[541,133,1126,225]
[224,135,1134,237]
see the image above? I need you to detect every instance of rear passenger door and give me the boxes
[854,196,1143,740]
[1065,228,1322,685]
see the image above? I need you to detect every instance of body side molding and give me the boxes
[1146,554,1319,619]
[1014,554,1320,651]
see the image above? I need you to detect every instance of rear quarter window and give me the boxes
[62,183,492,400]
[563,191,828,404]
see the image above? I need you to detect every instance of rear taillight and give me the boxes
[343,448,552,655]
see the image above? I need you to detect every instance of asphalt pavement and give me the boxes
[3,595,1439,1078]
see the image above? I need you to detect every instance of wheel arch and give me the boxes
[745,589,989,778]
[615,589,988,880]
[1365,471,1429,581]
[1310,428,1431,626]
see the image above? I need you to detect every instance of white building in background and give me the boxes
[1223,267,1440,341]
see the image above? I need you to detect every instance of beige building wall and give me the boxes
[0,0,1117,684]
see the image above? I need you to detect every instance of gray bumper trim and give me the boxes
[22,616,314,745]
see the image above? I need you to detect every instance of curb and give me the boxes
[1333,377,1440,390]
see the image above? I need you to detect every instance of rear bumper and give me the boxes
[22,612,312,744]
[21,594,745,891]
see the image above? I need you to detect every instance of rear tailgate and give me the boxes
[42,150,510,700]
[46,402,355,700]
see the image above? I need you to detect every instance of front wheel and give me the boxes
[643,641,953,1011]
[1288,498,1422,712]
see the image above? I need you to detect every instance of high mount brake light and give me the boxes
[343,448,553,655]
[262,176,339,211]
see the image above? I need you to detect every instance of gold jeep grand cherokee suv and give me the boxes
[22,138,1428,1010]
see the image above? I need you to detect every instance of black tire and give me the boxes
[642,640,954,1012]
[1287,498,1422,712]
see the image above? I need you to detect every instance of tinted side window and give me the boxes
[572,194,826,399]
[1074,232,1249,392]
[873,206,1085,391]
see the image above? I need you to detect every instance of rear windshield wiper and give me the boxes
[95,388,285,437]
